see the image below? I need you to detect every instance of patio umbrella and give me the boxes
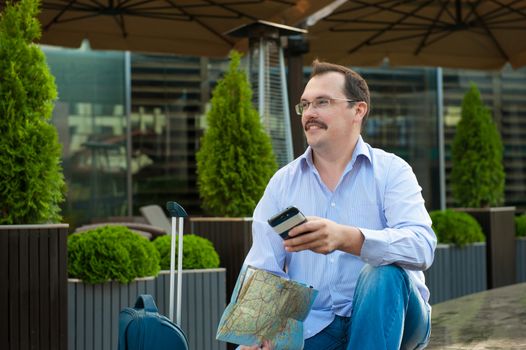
[37,0,332,57]
[305,0,526,70]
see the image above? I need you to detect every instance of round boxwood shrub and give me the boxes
[516,214,526,237]
[430,209,485,247]
[153,234,220,270]
[68,225,160,284]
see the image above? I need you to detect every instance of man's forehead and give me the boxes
[302,72,345,98]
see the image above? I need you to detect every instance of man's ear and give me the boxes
[353,101,368,124]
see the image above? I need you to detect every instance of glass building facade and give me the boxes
[442,67,526,209]
[44,46,526,229]
[45,47,128,226]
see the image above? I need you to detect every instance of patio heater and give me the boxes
[227,21,307,167]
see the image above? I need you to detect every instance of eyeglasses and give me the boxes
[295,97,361,115]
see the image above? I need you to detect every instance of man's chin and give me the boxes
[305,136,326,149]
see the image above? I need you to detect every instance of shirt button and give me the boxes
[330,258,335,263]
[331,202,336,207]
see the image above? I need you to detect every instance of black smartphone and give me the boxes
[267,206,307,240]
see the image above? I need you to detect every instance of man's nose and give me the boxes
[302,102,317,117]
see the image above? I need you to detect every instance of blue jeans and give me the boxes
[304,265,431,350]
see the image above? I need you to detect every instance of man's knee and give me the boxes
[358,264,408,290]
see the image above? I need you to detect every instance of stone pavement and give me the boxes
[427,282,526,349]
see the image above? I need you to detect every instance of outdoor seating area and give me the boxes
[2,0,526,350]
[73,204,172,240]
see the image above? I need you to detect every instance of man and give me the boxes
[241,60,436,349]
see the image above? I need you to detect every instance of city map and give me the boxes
[216,266,318,349]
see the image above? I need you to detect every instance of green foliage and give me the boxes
[153,234,220,270]
[0,0,65,224]
[430,209,485,247]
[450,83,505,208]
[516,214,526,237]
[196,51,277,217]
[68,225,160,284]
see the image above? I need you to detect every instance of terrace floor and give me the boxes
[427,282,526,349]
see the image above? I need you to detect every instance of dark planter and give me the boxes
[424,242,487,304]
[189,217,252,302]
[68,269,226,350]
[0,224,69,350]
[458,207,516,289]
[517,237,526,283]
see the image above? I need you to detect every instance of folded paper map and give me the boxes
[216,266,318,349]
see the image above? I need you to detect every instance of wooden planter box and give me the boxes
[189,217,252,301]
[517,237,526,283]
[68,269,226,350]
[424,242,487,305]
[0,224,69,350]
[458,207,516,289]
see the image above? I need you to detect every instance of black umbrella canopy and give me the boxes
[306,0,526,70]
[37,0,332,56]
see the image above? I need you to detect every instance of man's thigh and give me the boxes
[303,316,349,350]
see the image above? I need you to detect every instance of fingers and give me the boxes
[285,234,334,254]
[284,218,339,254]
[262,340,273,349]
[239,340,273,350]
[283,223,337,254]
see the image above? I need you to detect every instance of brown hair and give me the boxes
[310,59,371,122]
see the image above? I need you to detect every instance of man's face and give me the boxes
[300,72,365,152]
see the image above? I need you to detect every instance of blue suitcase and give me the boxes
[119,202,189,349]
[118,294,188,350]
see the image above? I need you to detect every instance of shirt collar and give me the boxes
[352,136,372,165]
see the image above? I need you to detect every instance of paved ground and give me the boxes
[427,283,526,349]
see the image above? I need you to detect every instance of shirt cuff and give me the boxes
[359,228,390,266]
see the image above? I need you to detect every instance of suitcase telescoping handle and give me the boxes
[166,201,188,326]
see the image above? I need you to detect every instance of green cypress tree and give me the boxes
[0,0,65,224]
[451,83,505,208]
[196,51,277,217]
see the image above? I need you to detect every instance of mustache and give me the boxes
[304,119,328,131]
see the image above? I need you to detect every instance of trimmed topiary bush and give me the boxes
[196,51,277,217]
[0,0,65,224]
[450,83,505,208]
[516,214,526,237]
[68,225,160,284]
[153,234,220,270]
[430,209,485,247]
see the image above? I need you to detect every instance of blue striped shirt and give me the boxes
[243,136,437,339]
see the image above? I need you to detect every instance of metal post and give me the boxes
[437,67,446,210]
[258,38,266,118]
[279,46,294,163]
[124,51,133,216]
